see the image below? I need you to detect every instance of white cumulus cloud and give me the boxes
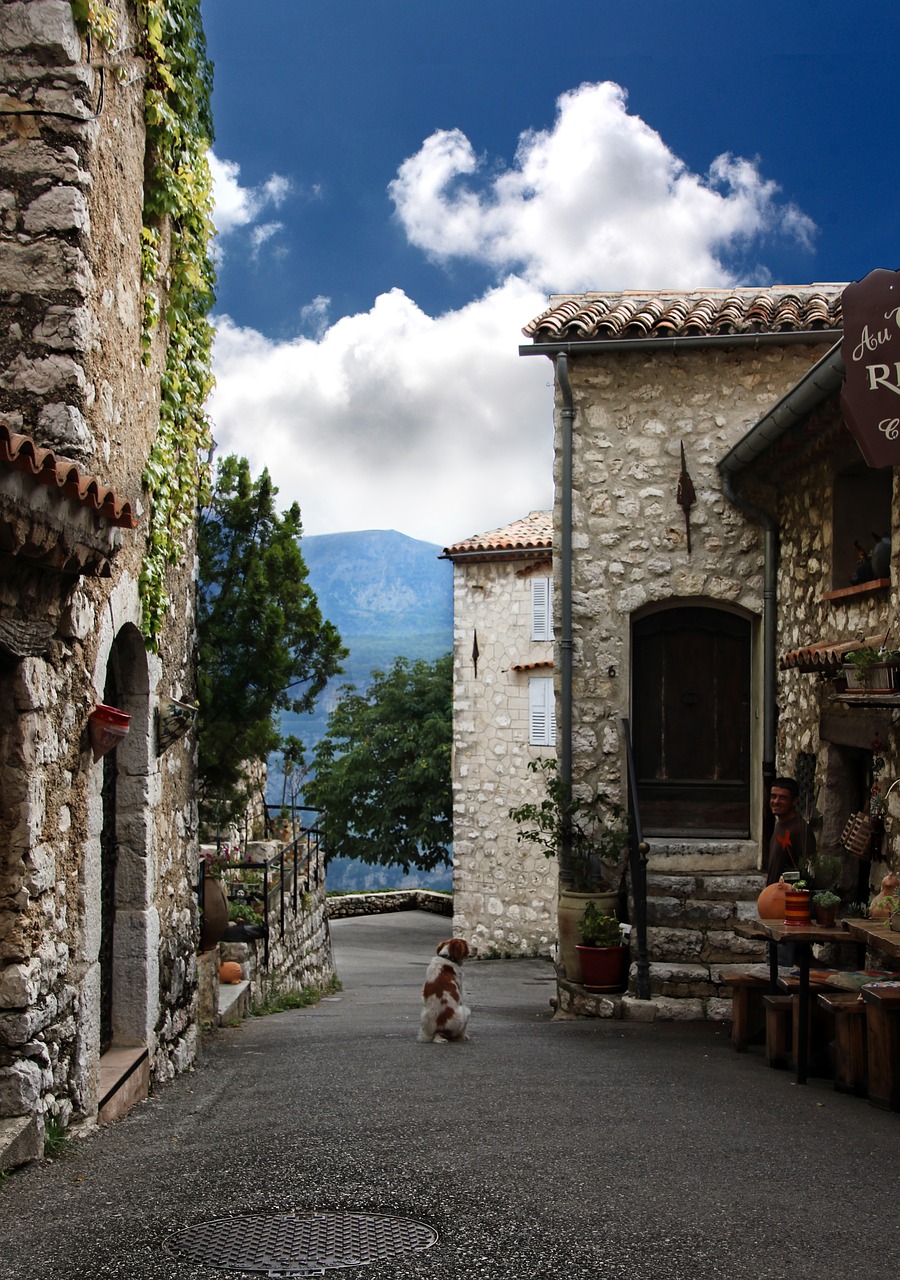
[210,82,818,544]
[389,81,816,291]
[209,151,291,238]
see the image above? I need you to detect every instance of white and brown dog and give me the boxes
[418,937,471,1043]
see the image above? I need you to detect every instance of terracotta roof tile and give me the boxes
[780,634,886,675]
[0,424,136,528]
[523,285,844,343]
[442,510,552,559]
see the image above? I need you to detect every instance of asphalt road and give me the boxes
[1,910,897,1280]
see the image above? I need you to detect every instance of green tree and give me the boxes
[197,455,345,826]
[307,654,452,873]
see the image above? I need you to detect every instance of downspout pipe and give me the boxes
[719,469,779,811]
[555,353,574,878]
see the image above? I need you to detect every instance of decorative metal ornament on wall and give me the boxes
[676,440,696,554]
[156,697,198,754]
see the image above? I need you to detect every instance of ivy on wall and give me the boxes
[72,0,216,646]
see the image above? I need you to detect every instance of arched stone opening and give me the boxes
[97,623,157,1051]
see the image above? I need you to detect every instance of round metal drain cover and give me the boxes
[166,1211,438,1275]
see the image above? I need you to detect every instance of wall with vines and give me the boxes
[72,0,216,644]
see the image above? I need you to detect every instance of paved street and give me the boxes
[1,910,897,1280]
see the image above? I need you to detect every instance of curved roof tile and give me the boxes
[0,424,136,528]
[523,285,844,343]
[442,510,552,559]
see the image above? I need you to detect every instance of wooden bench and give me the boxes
[860,984,900,1111]
[722,973,770,1052]
[816,992,867,1096]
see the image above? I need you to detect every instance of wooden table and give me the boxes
[840,917,900,961]
[732,918,861,1084]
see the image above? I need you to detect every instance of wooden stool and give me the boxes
[722,973,770,1052]
[860,985,900,1111]
[777,974,841,1077]
[817,992,867,1095]
[763,994,793,1069]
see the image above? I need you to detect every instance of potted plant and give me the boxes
[783,879,812,926]
[223,901,266,942]
[812,889,840,927]
[843,646,900,690]
[509,758,630,983]
[575,902,629,993]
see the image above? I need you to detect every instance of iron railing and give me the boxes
[620,718,651,1000]
[199,807,326,968]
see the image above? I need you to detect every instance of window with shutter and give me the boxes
[529,676,556,746]
[531,577,554,641]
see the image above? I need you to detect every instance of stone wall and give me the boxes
[563,343,832,839]
[450,556,558,957]
[766,402,900,898]
[0,1,201,1139]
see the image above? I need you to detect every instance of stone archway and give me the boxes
[97,624,156,1051]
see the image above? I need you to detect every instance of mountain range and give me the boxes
[274,528,454,891]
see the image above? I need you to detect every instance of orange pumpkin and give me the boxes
[219,961,243,984]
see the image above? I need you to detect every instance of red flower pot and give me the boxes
[88,703,131,761]
[574,943,629,993]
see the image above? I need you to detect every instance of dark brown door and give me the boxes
[632,607,751,837]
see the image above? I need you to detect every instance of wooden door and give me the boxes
[632,607,751,837]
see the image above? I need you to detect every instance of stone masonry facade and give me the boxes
[0,1,201,1144]
[444,522,558,958]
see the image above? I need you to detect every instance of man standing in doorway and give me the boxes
[766,776,816,884]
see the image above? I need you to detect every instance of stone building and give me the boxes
[0,1,206,1161]
[441,512,558,957]
[518,286,855,1012]
[721,311,899,916]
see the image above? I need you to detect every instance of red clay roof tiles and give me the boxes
[442,510,552,559]
[523,285,844,343]
[0,424,136,528]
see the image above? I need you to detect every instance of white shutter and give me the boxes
[531,577,554,641]
[529,676,556,746]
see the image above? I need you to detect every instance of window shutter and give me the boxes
[531,577,554,641]
[529,676,556,746]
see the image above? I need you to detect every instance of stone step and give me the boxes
[98,1047,149,1125]
[0,1115,40,1171]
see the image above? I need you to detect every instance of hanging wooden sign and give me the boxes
[841,267,900,468]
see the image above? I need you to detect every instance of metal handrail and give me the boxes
[201,808,326,968]
[620,718,651,1000]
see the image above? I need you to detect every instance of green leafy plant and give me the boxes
[508,758,630,893]
[307,655,452,874]
[811,852,842,891]
[252,975,341,1017]
[578,903,623,948]
[228,902,263,926]
[844,646,900,687]
[812,890,840,908]
[43,1118,72,1160]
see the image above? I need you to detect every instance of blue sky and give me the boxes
[202,1,900,545]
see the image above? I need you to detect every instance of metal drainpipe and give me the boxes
[720,469,778,832]
[555,353,574,878]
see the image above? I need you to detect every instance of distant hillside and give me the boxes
[272,529,454,891]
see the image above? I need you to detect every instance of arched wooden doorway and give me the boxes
[631,605,752,838]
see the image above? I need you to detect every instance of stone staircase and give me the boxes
[642,868,768,1018]
[554,844,771,1021]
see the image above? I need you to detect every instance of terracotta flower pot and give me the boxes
[558,889,619,982]
[88,703,131,761]
[200,877,229,952]
[574,943,629,993]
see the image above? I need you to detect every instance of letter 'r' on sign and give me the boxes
[841,268,900,468]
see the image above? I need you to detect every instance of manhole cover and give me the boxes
[166,1211,439,1276]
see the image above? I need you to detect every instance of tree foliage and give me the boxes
[306,655,453,873]
[197,455,345,825]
